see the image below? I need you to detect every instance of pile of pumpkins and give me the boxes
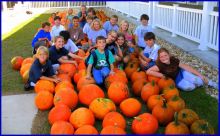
[11,49,214,134]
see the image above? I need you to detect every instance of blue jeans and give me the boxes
[79,21,86,29]
[175,69,204,91]
[92,67,110,85]
[141,52,156,70]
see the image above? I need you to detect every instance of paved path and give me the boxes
[2,93,38,134]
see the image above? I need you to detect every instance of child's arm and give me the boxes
[58,57,78,66]
[139,51,152,63]
[109,64,115,74]
[146,65,165,78]
[116,44,123,58]
[88,39,92,47]
[40,76,61,84]
[68,52,84,60]
[86,64,92,79]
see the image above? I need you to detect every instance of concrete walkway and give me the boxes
[2,93,38,134]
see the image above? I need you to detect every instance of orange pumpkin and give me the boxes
[131,69,147,83]
[21,57,34,67]
[120,98,141,117]
[77,49,86,57]
[132,78,148,96]
[124,62,139,78]
[20,63,32,76]
[132,113,158,134]
[152,99,175,125]
[113,68,127,77]
[147,75,160,83]
[162,85,180,100]
[79,84,104,106]
[48,104,72,125]
[73,69,86,84]
[89,98,116,120]
[22,70,29,83]
[102,112,126,130]
[105,73,128,89]
[58,63,77,77]
[167,95,185,112]
[147,95,164,111]
[74,125,98,134]
[54,88,78,110]
[141,81,160,102]
[158,77,175,90]
[177,109,199,126]
[101,125,126,134]
[108,82,129,105]
[55,81,74,93]
[50,121,74,134]
[11,56,24,70]
[34,80,55,93]
[69,107,95,129]
[57,74,72,82]
[35,91,53,110]
[77,77,96,91]
[78,61,86,70]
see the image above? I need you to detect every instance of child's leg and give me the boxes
[182,70,204,87]
[52,64,60,74]
[177,79,196,91]
[92,68,104,85]
[100,67,110,78]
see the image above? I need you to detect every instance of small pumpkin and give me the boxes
[162,85,180,100]
[147,75,160,83]
[11,56,24,70]
[35,91,53,110]
[105,74,128,89]
[132,78,147,96]
[124,62,139,78]
[141,81,159,102]
[55,81,74,93]
[167,95,185,112]
[73,69,86,84]
[21,57,34,67]
[57,74,72,82]
[119,98,141,117]
[77,77,96,91]
[158,77,175,90]
[147,95,164,111]
[50,121,74,134]
[178,109,199,126]
[74,125,98,134]
[131,69,147,83]
[58,63,77,77]
[190,119,214,134]
[34,80,55,93]
[101,125,126,134]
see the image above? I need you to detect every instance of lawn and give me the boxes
[2,13,218,134]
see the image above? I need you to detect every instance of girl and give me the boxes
[118,20,133,41]
[146,48,218,91]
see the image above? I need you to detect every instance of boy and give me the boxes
[139,32,160,70]
[78,5,87,28]
[83,15,94,35]
[86,36,115,85]
[68,16,84,47]
[103,15,119,34]
[32,22,52,54]
[66,8,74,29]
[24,46,60,91]
[50,16,65,41]
[49,36,82,72]
[134,14,153,50]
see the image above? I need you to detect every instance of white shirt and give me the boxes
[50,25,65,40]
[143,43,160,61]
[64,39,79,53]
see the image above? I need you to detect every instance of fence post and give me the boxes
[148,2,153,26]
[198,2,215,50]
[171,4,179,37]
[48,1,50,9]
[152,2,158,29]
[2,2,8,11]
[68,1,70,8]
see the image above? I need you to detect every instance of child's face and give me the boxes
[87,19,93,24]
[159,51,170,64]
[121,23,128,31]
[117,36,125,46]
[52,13,56,18]
[141,19,148,26]
[73,19,79,27]
[88,12,93,16]
[110,18,118,26]
[96,39,106,50]
[68,9,73,14]
[81,7,86,13]
[55,38,64,49]
[37,52,48,64]
[145,39,154,47]
[44,25,50,32]
[127,41,134,47]
[94,22,100,30]
[54,19,61,26]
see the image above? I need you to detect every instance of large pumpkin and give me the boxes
[78,61,86,70]
[21,57,34,67]
[48,104,72,125]
[167,95,185,112]
[20,63,32,76]
[152,99,175,125]
[165,112,190,134]
[35,80,55,93]
[120,98,141,117]
[100,125,126,134]
[105,73,128,89]
[132,113,158,134]
[79,84,104,106]
[22,70,29,83]
[131,69,147,83]
[147,75,160,83]
[141,81,159,102]
[11,56,24,70]
[58,63,77,77]
[162,85,180,100]
[190,120,214,134]
[50,121,74,134]
[69,107,95,129]
[74,125,98,134]
[73,69,86,84]
[158,77,175,91]
[89,98,116,120]
[57,74,72,82]
[178,109,199,126]
[102,112,126,130]
[55,81,74,93]
[108,82,129,105]
[147,95,164,111]
[54,88,78,110]
[132,78,147,96]
[77,77,96,91]
[35,91,53,110]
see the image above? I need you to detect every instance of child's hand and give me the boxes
[109,71,115,75]
[199,75,208,84]
[53,78,61,84]
[73,61,78,67]
[86,74,91,80]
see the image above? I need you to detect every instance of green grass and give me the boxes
[2,14,50,95]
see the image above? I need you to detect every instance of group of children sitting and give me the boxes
[26,5,218,91]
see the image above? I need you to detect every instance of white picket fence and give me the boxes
[106,2,219,51]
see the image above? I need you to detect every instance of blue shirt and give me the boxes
[87,29,107,45]
[32,29,51,47]
[103,21,119,34]
[28,59,55,83]
[134,24,153,48]
[83,23,91,35]
[49,46,69,64]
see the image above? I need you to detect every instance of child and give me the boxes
[49,36,81,72]
[105,30,118,54]
[134,14,153,50]
[78,5,87,28]
[66,8,74,29]
[83,15,94,36]
[68,16,84,47]
[127,38,139,56]
[146,48,218,91]
[87,7,98,19]
[32,22,52,54]
[103,15,119,34]
[118,20,133,41]
[87,19,107,47]
[50,16,65,41]
[86,36,115,85]
[139,32,160,70]
[24,46,61,91]
[48,13,56,26]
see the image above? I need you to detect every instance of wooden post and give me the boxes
[172,4,179,37]
[198,2,215,50]
[2,2,7,11]
[152,2,158,29]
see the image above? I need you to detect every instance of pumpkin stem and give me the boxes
[137,67,140,72]
[162,99,167,108]
[174,112,179,125]
[169,85,175,89]
[171,95,179,101]
[134,116,142,122]
[151,80,155,86]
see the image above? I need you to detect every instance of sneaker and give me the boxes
[208,80,218,90]
[24,83,34,91]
